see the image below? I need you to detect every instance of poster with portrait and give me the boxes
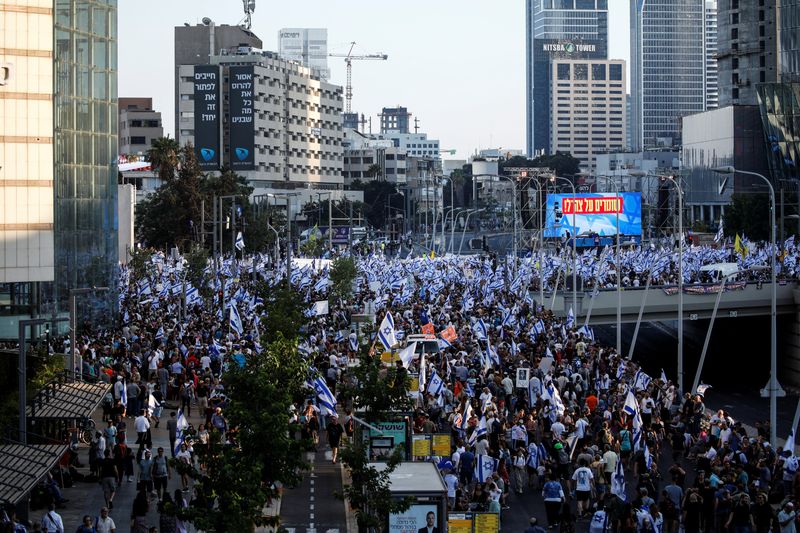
[388,504,438,533]
[515,367,530,389]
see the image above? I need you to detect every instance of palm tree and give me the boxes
[366,163,383,180]
[147,136,181,181]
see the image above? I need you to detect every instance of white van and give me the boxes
[700,262,741,282]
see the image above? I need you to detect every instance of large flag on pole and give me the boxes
[310,376,337,416]
[714,219,724,243]
[610,457,626,501]
[398,342,417,369]
[474,454,499,483]
[229,303,244,336]
[378,311,398,350]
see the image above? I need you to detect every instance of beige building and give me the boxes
[177,47,343,189]
[550,59,627,171]
[0,0,55,285]
[119,97,163,155]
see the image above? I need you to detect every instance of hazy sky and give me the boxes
[119,0,630,160]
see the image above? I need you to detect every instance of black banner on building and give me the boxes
[193,65,221,170]
[228,65,255,171]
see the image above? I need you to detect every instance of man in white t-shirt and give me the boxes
[551,417,566,439]
[571,458,595,518]
[444,471,459,509]
[95,507,116,533]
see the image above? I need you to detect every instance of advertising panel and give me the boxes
[388,504,437,533]
[228,65,255,171]
[369,420,408,459]
[544,192,642,238]
[193,65,221,170]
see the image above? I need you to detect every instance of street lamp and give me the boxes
[550,175,578,315]
[458,208,486,255]
[268,192,301,283]
[69,287,109,381]
[713,165,778,445]
[661,175,685,393]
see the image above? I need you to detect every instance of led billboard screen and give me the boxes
[544,192,642,238]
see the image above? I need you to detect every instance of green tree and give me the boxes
[500,152,581,177]
[338,440,413,532]
[338,349,413,424]
[256,282,306,342]
[147,136,181,181]
[329,255,359,301]
[351,180,403,229]
[170,335,311,531]
[723,193,771,241]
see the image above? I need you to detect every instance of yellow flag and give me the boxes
[734,234,748,258]
[430,250,435,259]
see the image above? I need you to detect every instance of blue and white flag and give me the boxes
[349,332,358,352]
[175,409,189,455]
[566,307,575,329]
[310,376,337,416]
[378,311,398,350]
[469,416,488,446]
[633,370,652,391]
[714,219,724,243]
[398,342,417,369]
[438,337,453,351]
[460,401,473,431]
[474,454,499,483]
[155,326,164,342]
[472,318,488,341]
[527,442,549,469]
[229,303,244,336]
[623,390,639,417]
[208,339,222,358]
[644,443,653,469]
[610,457,626,501]
[120,379,128,406]
[578,325,595,341]
[235,231,245,251]
[334,330,345,343]
[427,371,445,397]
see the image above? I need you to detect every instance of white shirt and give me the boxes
[96,515,117,533]
[444,473,459,497]
[572,466,594,492]
[134,415,150,433]
[575,418,590,439]
[551,421,566,438]
[41,510,64,533]
[200,355,212,369]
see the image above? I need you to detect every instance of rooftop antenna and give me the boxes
[241,0,255,30]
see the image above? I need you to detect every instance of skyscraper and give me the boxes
[716,0,778,106]
[705,0,719,110]
[278,28,330,81]
[779,0,800,81]
[631,0,706,150]
[53,0,119,311]
[526,0,609,157]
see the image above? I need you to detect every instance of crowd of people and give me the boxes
[2,240,799,533]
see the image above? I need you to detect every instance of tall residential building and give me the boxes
[1,0,55,328]
[174,22,262,139]
[779,0,800,81]
[278,28,329,81]
[177,48,343,189]
[550,59,627,171]
[716,0,778,106]
[526,0,609,157]
[54,0,119,310]
[379,107,411,134]
[631,0,706,150]
[382,132,440,160]
[705,0,719,110]
[119,98,163,155]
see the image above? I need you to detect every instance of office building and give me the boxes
[780,0,800,80]
[174,21,262,139]
[549,59,627,171]
[119,98,163,155]
[682,105,769,224]
[342,129,407,186]
[54,0,119,311]
[631,0,706,150]
[278,28,330,81]
[379,107,411,134]
[0,0,55,333]
[757,83,800,184]
[526,0,608,157]
[705,0,719,110]
[383,132,440,160]
[177,47,343,189]
[716,0,778,106]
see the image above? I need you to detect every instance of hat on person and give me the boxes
[554,442,563,450]
[529,518,538,525]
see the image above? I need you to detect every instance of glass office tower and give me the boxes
[526,0,609,157]
[54,0,118,318]
[630,0,706,150]
[781,0,800,81]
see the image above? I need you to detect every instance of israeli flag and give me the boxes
[427,371,445,397]
[714,219,724,243]
[460,401,473,431]
[469,416,488,446]
[155,326,164,342]
[566,307,575,329]
[398,342,417,369]
[610,458,626,501]
[418,352,427,394]
[633,370,652,391]
[334,330,345,343]
[311,376,337,416]
[120,379,128,406]
[229,304,244,336]
[208,339,222,358]
[235,231,245,251]
[527,442,548,469]
[578,325,595,341]
[438,337,453,351]
[378,311,398,350]
[175,409,189,455]
[472,319,488,341]
[474,454,499,483]
[465,382,475,398]
[349,332,358,352]
[644,443,653,470]
[660,368,668,383]
[623,390,639,417]
[786,429,796,458]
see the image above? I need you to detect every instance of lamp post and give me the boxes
[713,166,778,444]
[440,176,454,254]
[661,175,685,393]
[459,208,486,255]
[268,192,300,283]
[597,175,623,355]
[69,287,109,381]
[550,175,578,314]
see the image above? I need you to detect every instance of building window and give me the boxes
[557,63,570,80]
[592,64,606,80]
[731,28,738,40]
[609,64,622,81]
[574,64,589,80]
[130,136,146,145]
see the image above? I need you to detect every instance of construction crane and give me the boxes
[329,42,387,113]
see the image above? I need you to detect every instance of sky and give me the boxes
[119,0,630,160]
